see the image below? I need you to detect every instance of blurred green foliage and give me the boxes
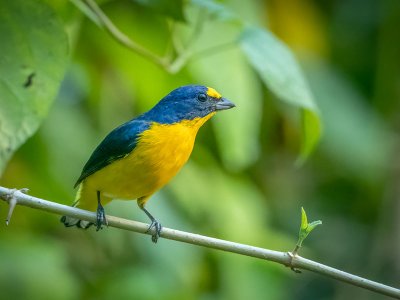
[0,0,399,300]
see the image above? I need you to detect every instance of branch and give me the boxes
[80,0,169,69]
[0,186,399,299]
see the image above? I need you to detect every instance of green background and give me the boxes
[0,0,399,299]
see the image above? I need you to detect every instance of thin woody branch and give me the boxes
[81,0,169,68]
[0,186,399,299]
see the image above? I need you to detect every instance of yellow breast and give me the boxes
[84,113,215,201]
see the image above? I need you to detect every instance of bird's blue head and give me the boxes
[143,85,235,124]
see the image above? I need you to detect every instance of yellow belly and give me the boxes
[86,124,196,199]
[76,114,215,210]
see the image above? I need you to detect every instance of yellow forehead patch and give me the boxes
[206,87,222,99]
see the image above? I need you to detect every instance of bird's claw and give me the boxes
[96,204,108,231]
[146,220,162,243]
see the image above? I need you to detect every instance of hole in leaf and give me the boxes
[23,72,36,88]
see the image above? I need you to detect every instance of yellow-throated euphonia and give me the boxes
[61,85,235,242]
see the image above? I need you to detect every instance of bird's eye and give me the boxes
[197,93,207,102]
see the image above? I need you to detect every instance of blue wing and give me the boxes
[74,119,150,187]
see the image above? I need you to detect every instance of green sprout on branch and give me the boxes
[288,207,322,273]
[293,207,322,255]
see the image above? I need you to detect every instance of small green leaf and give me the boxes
[307,220,323,233]
[296,207,322,250]
[0,0,68,175]
[239,26,322,161]
[300,207,308,231]
[133,0,186,21]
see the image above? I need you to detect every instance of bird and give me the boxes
[61,85,235,242]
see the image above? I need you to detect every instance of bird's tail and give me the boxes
[60,184,99,229]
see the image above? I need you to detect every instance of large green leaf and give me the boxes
[0,0,68,174]
[186,14,262,170]
[190,47,263,170]
[240,26,322,161]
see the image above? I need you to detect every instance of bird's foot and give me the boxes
[96,204,108,231]
[146,219,162,243]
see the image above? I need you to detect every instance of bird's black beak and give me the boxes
[216,97,236,111]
